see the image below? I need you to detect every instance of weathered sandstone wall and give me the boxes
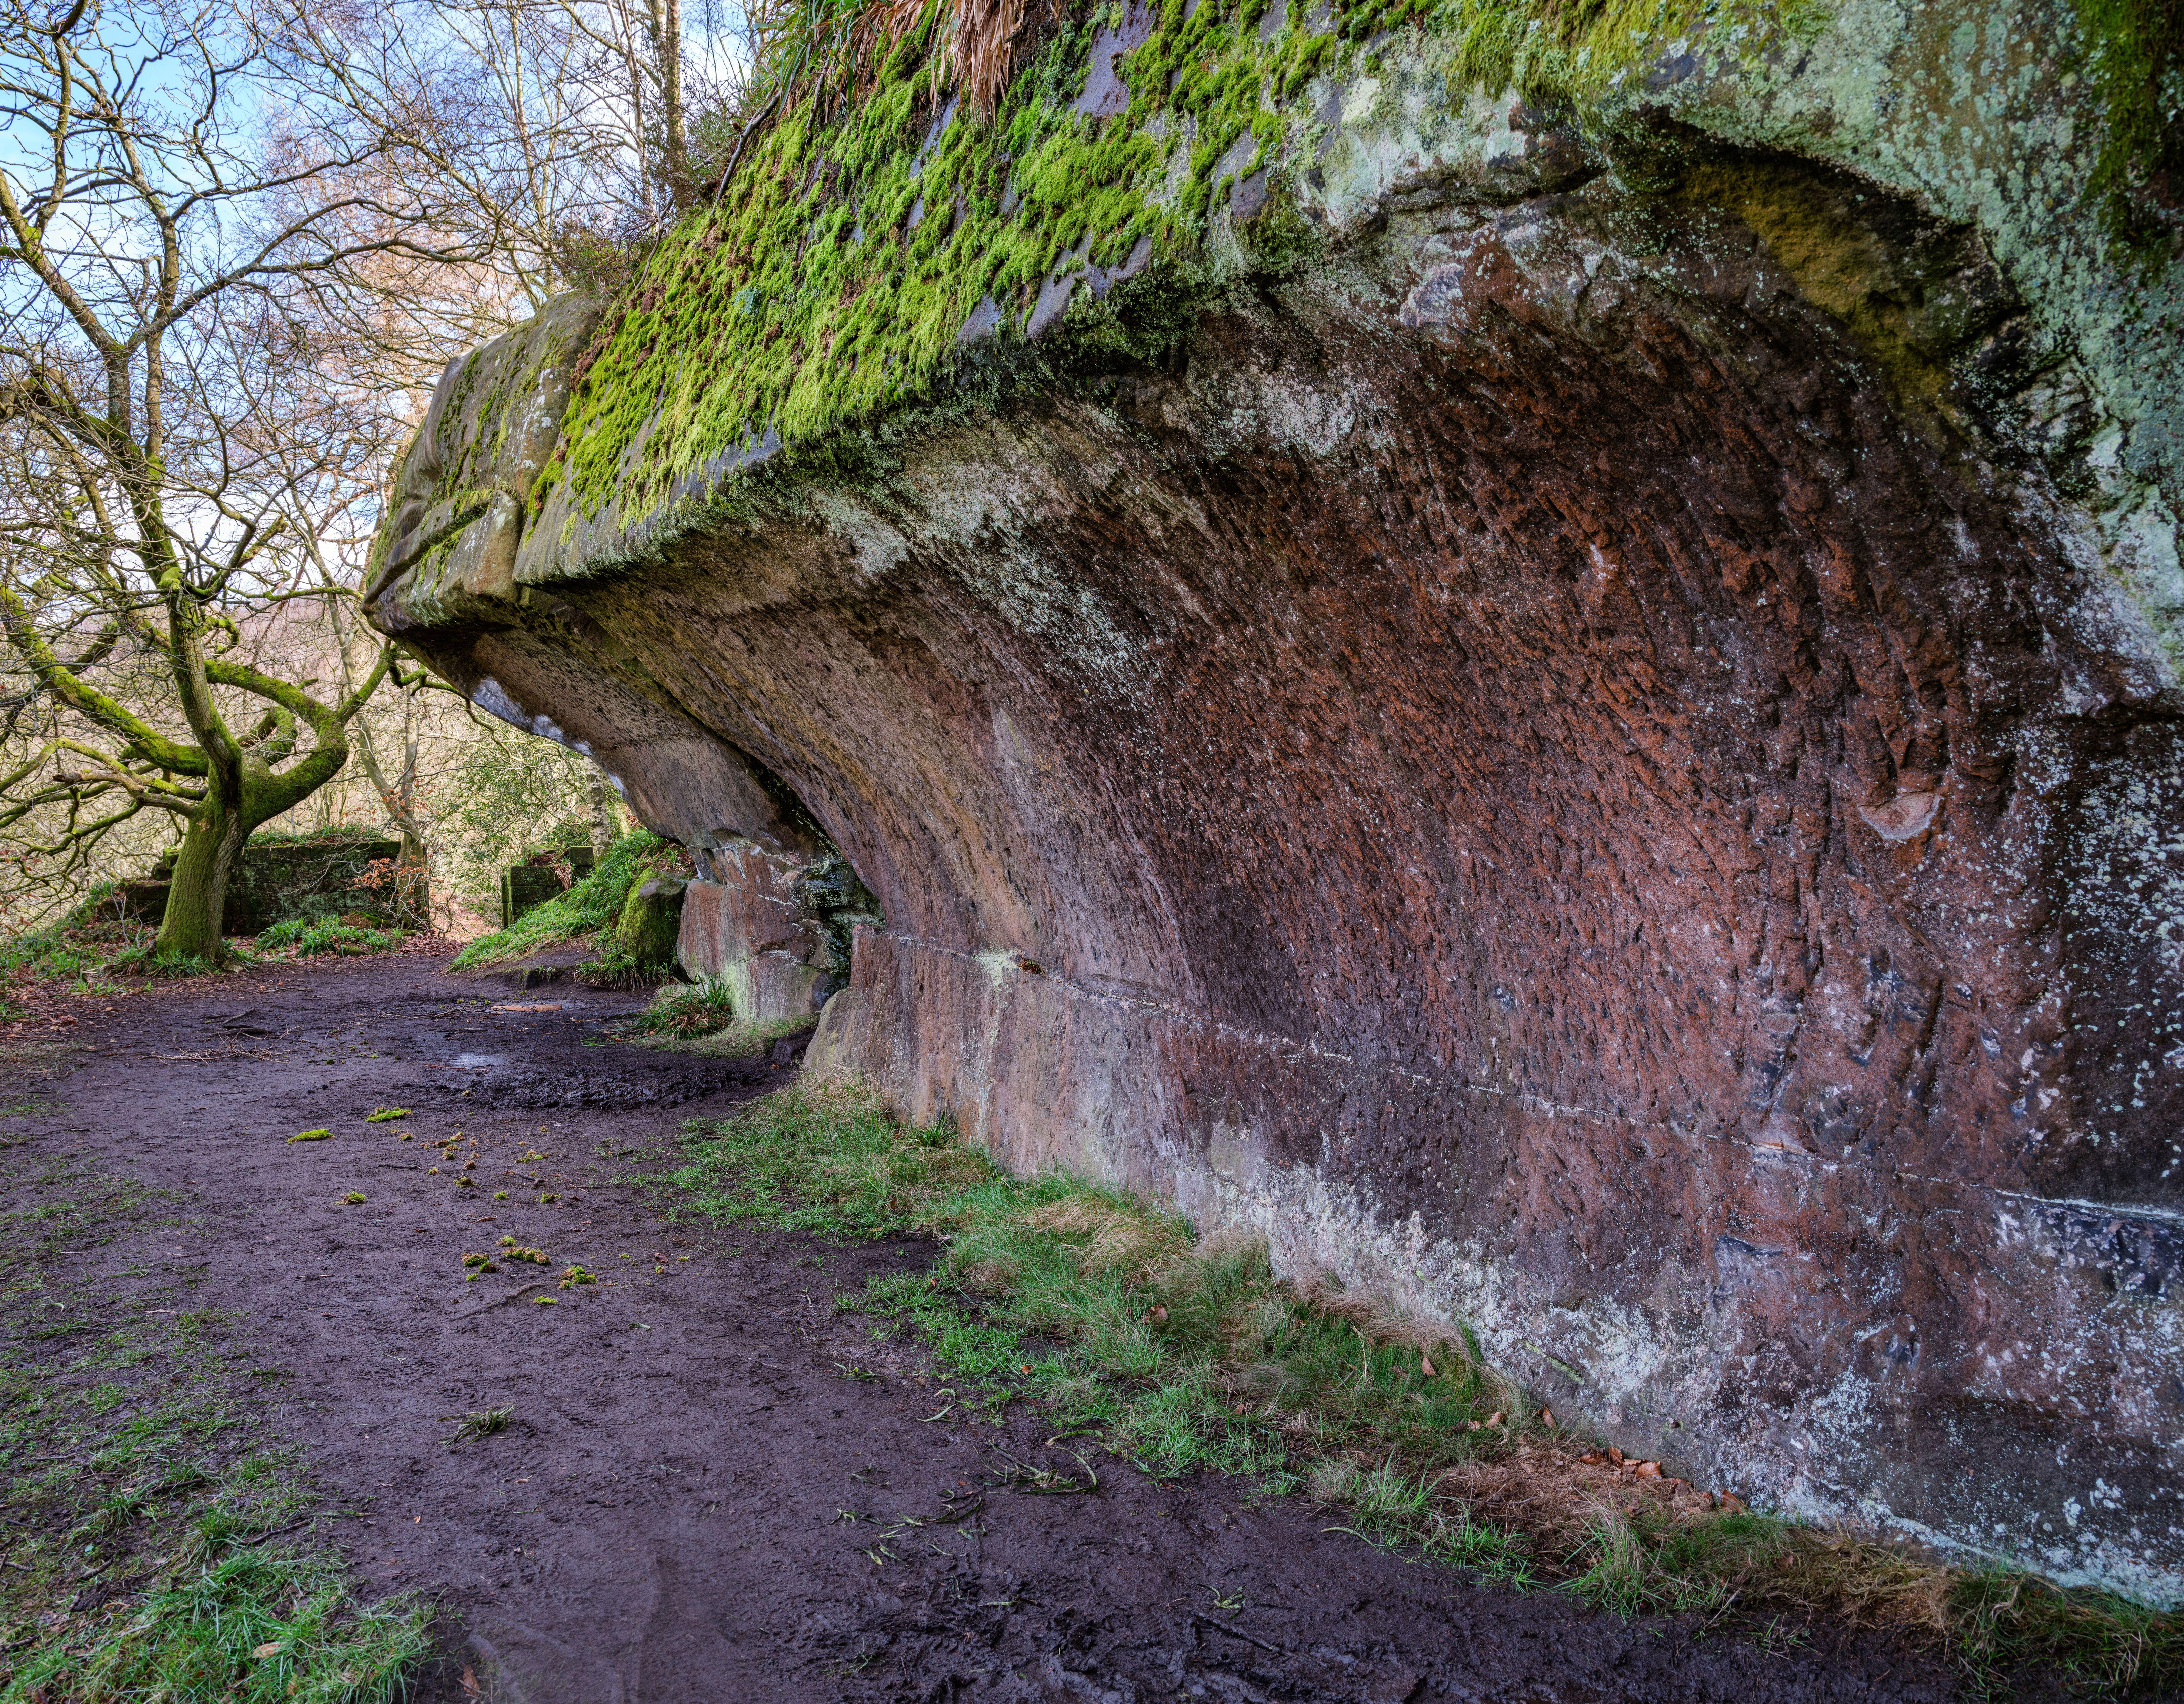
[367,0,2184,1598]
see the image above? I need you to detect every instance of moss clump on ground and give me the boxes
[451,829,676,969]
[654,1086,2183,1698]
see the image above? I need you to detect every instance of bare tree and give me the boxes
[0,0,752,950]
[0,0,490,957]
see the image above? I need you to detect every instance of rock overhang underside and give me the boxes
[367,0,2184,1601]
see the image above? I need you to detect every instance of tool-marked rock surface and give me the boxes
[4,958,1963,1701]
[363,0,2184,1593]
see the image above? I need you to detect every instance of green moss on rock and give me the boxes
[534,0,1744,544]
[617,875,688,967]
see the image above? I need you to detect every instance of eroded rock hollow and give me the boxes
[369,0,2184,1598]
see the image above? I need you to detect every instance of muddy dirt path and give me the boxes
[1,957,1958,1702]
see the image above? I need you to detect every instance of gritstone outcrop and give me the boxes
[367,0,2184,1599]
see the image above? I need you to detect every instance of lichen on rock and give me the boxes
[370,0,2184,1605]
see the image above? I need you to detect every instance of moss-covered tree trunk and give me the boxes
[152,781,258,960]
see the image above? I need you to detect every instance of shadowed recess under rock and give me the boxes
[367,0,2184,1603]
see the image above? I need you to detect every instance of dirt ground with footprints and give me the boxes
[0,955,1968,1702]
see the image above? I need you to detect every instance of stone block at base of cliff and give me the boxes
[677,860,804,973]
[674,870,835,1024]
[617,875,687,967]
[721,951,829,1026]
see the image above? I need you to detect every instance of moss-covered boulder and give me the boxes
[616,875,687,967]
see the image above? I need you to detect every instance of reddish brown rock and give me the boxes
[368,16,2184,1601]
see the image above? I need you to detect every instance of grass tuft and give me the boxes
[624,978,738,1037]
[448,1407,513,1444]
[254,918,398,957]
[655,1086,2184,1698]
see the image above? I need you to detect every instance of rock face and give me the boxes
[367,0,2184,1598]
[120,835,412,934]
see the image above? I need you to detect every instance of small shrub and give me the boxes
[626,978,737,1037]
[255,918,397,957]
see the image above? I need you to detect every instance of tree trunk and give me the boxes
[153,788,251,960]
[588,768,616,864]
[659,0,687,208]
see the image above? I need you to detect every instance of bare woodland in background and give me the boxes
[0,0,774,946]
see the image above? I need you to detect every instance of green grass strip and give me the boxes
[0,1160,430,1702]
[655,1085,2183,1699]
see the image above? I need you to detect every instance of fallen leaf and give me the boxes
[1608,1445,1624,1465]
[1419,1353,1436,1377]
[1486,1411,1504,1427]
[1633,1460,1661,1479]
[1539,1406,1554,1426]
[1719,1492,1748,1514]
[251,1640,283,1659]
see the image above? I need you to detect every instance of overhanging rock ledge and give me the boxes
[367,0,2184,1600]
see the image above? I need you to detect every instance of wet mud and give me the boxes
[2,958,1965,1702]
